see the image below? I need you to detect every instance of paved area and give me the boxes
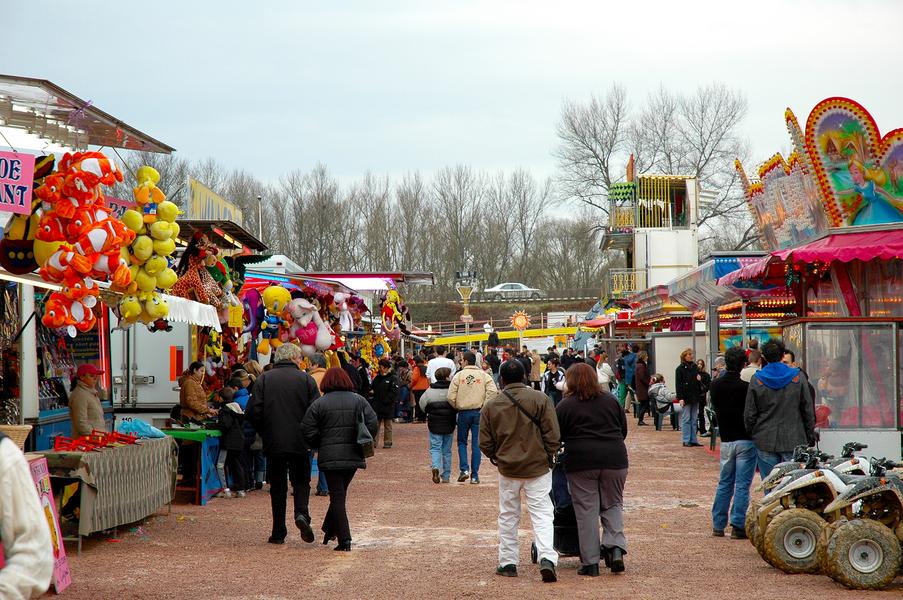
[63,421,900,599]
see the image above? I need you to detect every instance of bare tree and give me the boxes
[553,84,629,211]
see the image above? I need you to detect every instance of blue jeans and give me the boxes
[756,449,795,481]
[309,450,328,493]
[429,432,454,480]
[711,440,757,530]
[680,402,699,444]
[457,410,481,477]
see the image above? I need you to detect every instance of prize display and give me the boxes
[34,152,133,336]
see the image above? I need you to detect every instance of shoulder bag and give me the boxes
[501,390,553,469]
[356,404,375,458]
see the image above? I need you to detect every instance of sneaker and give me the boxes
[730,526,748,540]
[457,470,469,482]
[295,514,315,543]
[432,468,440,484]
[236,490,246,498]
[700,432,712,438]
[712,528,725,537]
[470,477,480,484]
[539,558,557,583]
[496,564,518,577]
[254,481,264,490]
[216,489,233,499]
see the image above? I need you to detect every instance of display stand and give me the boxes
[162,428,222,505]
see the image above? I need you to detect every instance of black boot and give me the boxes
[601,546,611,568]
[577,563,599,576]
[610,547,625,573]
[334,540,352,551]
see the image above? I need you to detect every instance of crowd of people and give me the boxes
[1,332,822,596]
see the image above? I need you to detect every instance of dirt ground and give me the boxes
[62,421,900,599]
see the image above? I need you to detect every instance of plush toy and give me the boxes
[258,285,291,356]
[34,152,130,335]
[133,166,165,223]
[0,156,55,274]
[380,289,408,341]
[241,288,264,338]
[118,293,142,324]
[204,330,223,375]
[171,233,223,307]
[284,298,333,356]
[333,293,356,332]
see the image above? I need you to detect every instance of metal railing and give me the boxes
[606,268,647,299]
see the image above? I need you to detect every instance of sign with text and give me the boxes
[104,195,134,220]
[0,151,35,215]
[187,177,243,224]
[27,456,72,593]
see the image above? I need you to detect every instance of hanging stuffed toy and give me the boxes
[0,155,55,274]
[380,289,409,341]
[285,297,333,356]
[204,330,223,376]
[257,285,291,356]
[171,233,224,307]
[34,152,129,336]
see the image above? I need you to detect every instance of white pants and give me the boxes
[497,471,557,566]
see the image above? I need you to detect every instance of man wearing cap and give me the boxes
[69,364,107,437]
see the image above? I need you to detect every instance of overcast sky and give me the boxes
[4,0,902,187]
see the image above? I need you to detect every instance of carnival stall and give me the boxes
[721,97,903,461]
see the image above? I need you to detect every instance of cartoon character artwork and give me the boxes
[804,97,903,227]
[257,285,291,356]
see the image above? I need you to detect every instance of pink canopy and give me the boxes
[718,229,903,286]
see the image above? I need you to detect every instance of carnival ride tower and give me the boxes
[600,168,701,303]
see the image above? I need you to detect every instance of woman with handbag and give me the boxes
[301,368,378,551]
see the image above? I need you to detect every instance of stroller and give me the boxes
[529,451,593,563]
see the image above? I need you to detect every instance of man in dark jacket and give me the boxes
[480,360,561,583]
[744,340,816,479]
[709,347,756,539]
[370,358,399,449]
[246,343,320,545]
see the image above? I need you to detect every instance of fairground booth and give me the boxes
[718,98,903,460]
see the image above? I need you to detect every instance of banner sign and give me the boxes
[187,177,243,224]
[0,151,36,215]
[28,456,72,593]
[104,195,134,220]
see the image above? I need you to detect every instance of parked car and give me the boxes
[483,282,545,301]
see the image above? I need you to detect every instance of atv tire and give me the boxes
[816,519,846,577]
[744,500,760,547]
[825,519,901,590]
[763,508,825,574]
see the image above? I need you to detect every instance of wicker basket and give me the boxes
[0,424,32,450]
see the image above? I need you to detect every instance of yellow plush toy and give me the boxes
[258,285,291,355]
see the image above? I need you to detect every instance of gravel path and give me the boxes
[63,420,900,598]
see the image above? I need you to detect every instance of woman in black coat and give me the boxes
[370,358,399,449]
[555,363,628,575]
[675,348,702,447]
[634,351,651,426]
[301,368,378,551]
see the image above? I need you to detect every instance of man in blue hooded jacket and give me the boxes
[743,340,816,479]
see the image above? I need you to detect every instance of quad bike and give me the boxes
[746,443,870,569]
[757,443,871,574]
[819,458,903,590]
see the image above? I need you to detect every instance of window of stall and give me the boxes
[864,259,903,318]
[807,276,842,317]
[806,323,897,430]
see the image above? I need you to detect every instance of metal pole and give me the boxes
[19,285,38,425]
[741,300,748,348]
[257,195,263,239]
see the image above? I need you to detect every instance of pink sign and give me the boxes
[0,151,35,215]
[104,195,134,219]
[27,457,72,594]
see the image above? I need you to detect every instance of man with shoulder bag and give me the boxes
[480,360,561,583]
